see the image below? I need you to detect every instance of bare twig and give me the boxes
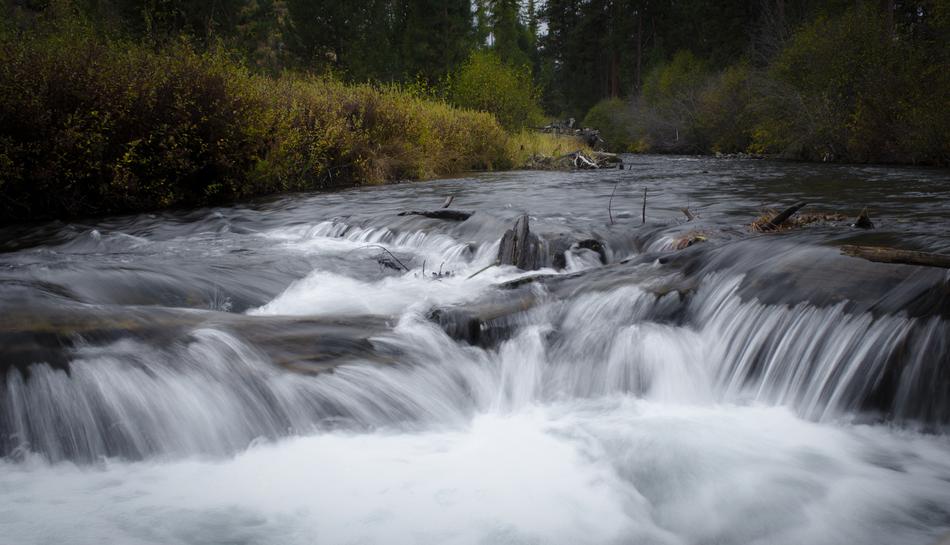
[608,182,619,225]
[642,187,647,225]
[441,195,455,209]
[356,244,411,272]
[467,260,500,279]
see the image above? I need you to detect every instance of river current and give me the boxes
[1,155,949,544]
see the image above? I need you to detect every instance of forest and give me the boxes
[1,0,948,220]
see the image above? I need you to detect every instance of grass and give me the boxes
[504,131,590,167]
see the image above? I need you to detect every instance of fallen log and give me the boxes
[840,245,950,269]
[752,202,808,231]
[766,201,808,229]
[0,304,394,375]
[398,209,473,221]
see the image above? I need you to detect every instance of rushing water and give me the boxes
[1,155,949,544]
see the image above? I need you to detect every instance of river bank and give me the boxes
[0,21,583,224]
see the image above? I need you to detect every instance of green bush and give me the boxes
[696,63,757,154]
[582,98,635,153]
[446,50,544,131]
[637,50,710,152]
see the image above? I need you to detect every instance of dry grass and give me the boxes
[505,131,590,168]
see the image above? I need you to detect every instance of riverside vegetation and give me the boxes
[0,13,567,222]
[572,2,949,164]
[2,1,947,222]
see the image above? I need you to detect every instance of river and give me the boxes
[1,155,949,545]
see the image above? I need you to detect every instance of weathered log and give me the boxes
[497,214,542,270]
[0,305,394,375]
[398,209,473,221]
[758,201,808,231]
[841,245,950,269]
[430,260,698,346]
[591,151,622,164]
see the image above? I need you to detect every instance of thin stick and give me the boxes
[641,187,647,225]
[467,260,499,280]
[608,181,619,225]
[441,195,454,209]
[357,244,411,271]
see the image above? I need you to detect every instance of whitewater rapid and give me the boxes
[2,159,950,544]
[3,400,949,545]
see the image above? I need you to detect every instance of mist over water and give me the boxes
[2,156,949,544]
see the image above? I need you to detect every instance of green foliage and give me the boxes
[582,99,635,153]
[641,50,708,108]
[447,51,544,130]
[696,63,757,153]
[751,4,949,163]
[633,50,710,152]
[0,22,510,221]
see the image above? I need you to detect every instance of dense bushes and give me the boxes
[0,22,513,221]
[755,4,949,163]
[446,51,544,131]
[584,4,949,165]
[582,98,635,153]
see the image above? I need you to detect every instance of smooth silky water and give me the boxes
[1,156,949,544]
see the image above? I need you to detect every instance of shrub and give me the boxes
[446,50,544,131]
[0,21,511,222]
[696,63,757,153]
[637,50,710,152]
[582,98,635,153]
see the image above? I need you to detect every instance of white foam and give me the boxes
[1,401,947,545]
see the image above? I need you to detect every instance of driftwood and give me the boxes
[841,245,950,269]
[498,214,542,270]
[441,195,455,209]
[753,202,808,231]
[398,209,473,221]
[524,150,620,171]
[766,201,808,229]
[431,259,697,346]
[0,305,393,375]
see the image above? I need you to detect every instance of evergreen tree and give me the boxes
[396,0,475,82]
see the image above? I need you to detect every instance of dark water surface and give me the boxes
[1,155,949,545]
